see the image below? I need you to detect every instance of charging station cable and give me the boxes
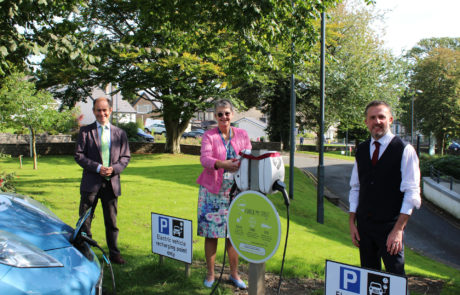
[80,233,117,295]
[272,180,290,295]
[209,183,238,295]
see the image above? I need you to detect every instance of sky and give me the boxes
[373,0,460,55]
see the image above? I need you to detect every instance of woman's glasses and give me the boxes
[217,112,231,118]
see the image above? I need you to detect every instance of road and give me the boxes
[283,153,460,270]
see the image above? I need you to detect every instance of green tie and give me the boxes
[101,126,110,167]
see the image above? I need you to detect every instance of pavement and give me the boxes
[283,153,460,271]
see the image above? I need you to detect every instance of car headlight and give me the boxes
[0,230,63,268]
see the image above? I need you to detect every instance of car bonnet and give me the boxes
[0,193,74,251]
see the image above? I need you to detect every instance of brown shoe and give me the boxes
[110,254,126,265]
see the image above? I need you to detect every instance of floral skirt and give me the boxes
[197,178,234,238]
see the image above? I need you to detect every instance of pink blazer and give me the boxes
[196,127,252,194]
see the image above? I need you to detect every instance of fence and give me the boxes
[430,166,459,191]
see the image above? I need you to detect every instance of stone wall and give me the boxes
[0,141,281,157]
[251,141,282,151]
[0,143,75,157]
[0,133,72,144]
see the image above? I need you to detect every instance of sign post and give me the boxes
[151,213,193,276]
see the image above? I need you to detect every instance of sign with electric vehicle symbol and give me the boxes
[228,190,281,263]
[151,213,192,264]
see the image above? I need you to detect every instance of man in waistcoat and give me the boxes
[349,100,421,275]
[75,97,131,264]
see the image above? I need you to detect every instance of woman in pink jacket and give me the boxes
[196,100,251,289]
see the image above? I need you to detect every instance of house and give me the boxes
[132,91,163,126]
[233,107,267,124]
[233,117,268,141]
[191,106,268,130]
[76,85,136,126]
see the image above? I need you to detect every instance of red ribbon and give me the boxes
[239,151,281,160]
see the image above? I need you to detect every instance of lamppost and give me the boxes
[411,89,423,145]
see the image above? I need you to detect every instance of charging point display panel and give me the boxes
[228,190,281,263]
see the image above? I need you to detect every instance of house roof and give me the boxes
[134,91,163,110]
[234,117,267,129]
[111,92,136,113]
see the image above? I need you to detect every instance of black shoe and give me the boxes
[109,254,126,265]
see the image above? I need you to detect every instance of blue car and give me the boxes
[449,141,460,151]
[0,192,103,295]
[182,129,205,139]
[137,128,155,142]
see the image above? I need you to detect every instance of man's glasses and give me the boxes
[217,112,231,118]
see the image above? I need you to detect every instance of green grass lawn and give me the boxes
[1,154,459,294]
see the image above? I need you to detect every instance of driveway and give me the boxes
[284,153,460,270]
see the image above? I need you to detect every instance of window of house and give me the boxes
[137,104,152,114]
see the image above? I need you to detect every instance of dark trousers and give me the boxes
[357,220,405,275]
[79,180,120,256]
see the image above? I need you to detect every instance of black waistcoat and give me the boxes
[356,136,407,223]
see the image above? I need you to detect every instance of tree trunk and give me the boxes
[435,134,445,156]
[165,132,181,154]
[30,127,38,170]
[161,100,194,154]
[164,119,186,154]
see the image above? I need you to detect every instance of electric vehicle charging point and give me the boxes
[226,150,290,295]
[228,191,281,263]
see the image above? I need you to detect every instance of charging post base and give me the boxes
[249,262,265,295]
[249,150,266,295]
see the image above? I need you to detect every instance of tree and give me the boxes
[261,75,292,149]
[406,37,460,60]
[0,72,75,169]
[0,0,86,78]
[37,0,342,153]
[296,1,405,148]
[411,47,460,155]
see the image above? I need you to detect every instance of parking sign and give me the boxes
[151,213,192,264]
[325,260,407,295]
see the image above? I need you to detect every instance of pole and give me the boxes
[345,128,349,156]
[411,89,423,145]
[289,0,296,200]
[411,95,414,145]
[416,134,421,157]
[317,11,326,224]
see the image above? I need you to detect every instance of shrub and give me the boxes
[117,122,140,141]
[420,154,460,179]
[0,171,16,192]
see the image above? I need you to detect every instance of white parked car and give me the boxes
[145,123,166,135]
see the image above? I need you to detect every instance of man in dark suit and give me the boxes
[349,100,421,275]
[75,97,131,264]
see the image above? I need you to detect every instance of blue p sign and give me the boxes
[159,217,169,234]
[340,267,360,293]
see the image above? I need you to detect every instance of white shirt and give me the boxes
[349,132,421,215]
[96,122,111,172]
